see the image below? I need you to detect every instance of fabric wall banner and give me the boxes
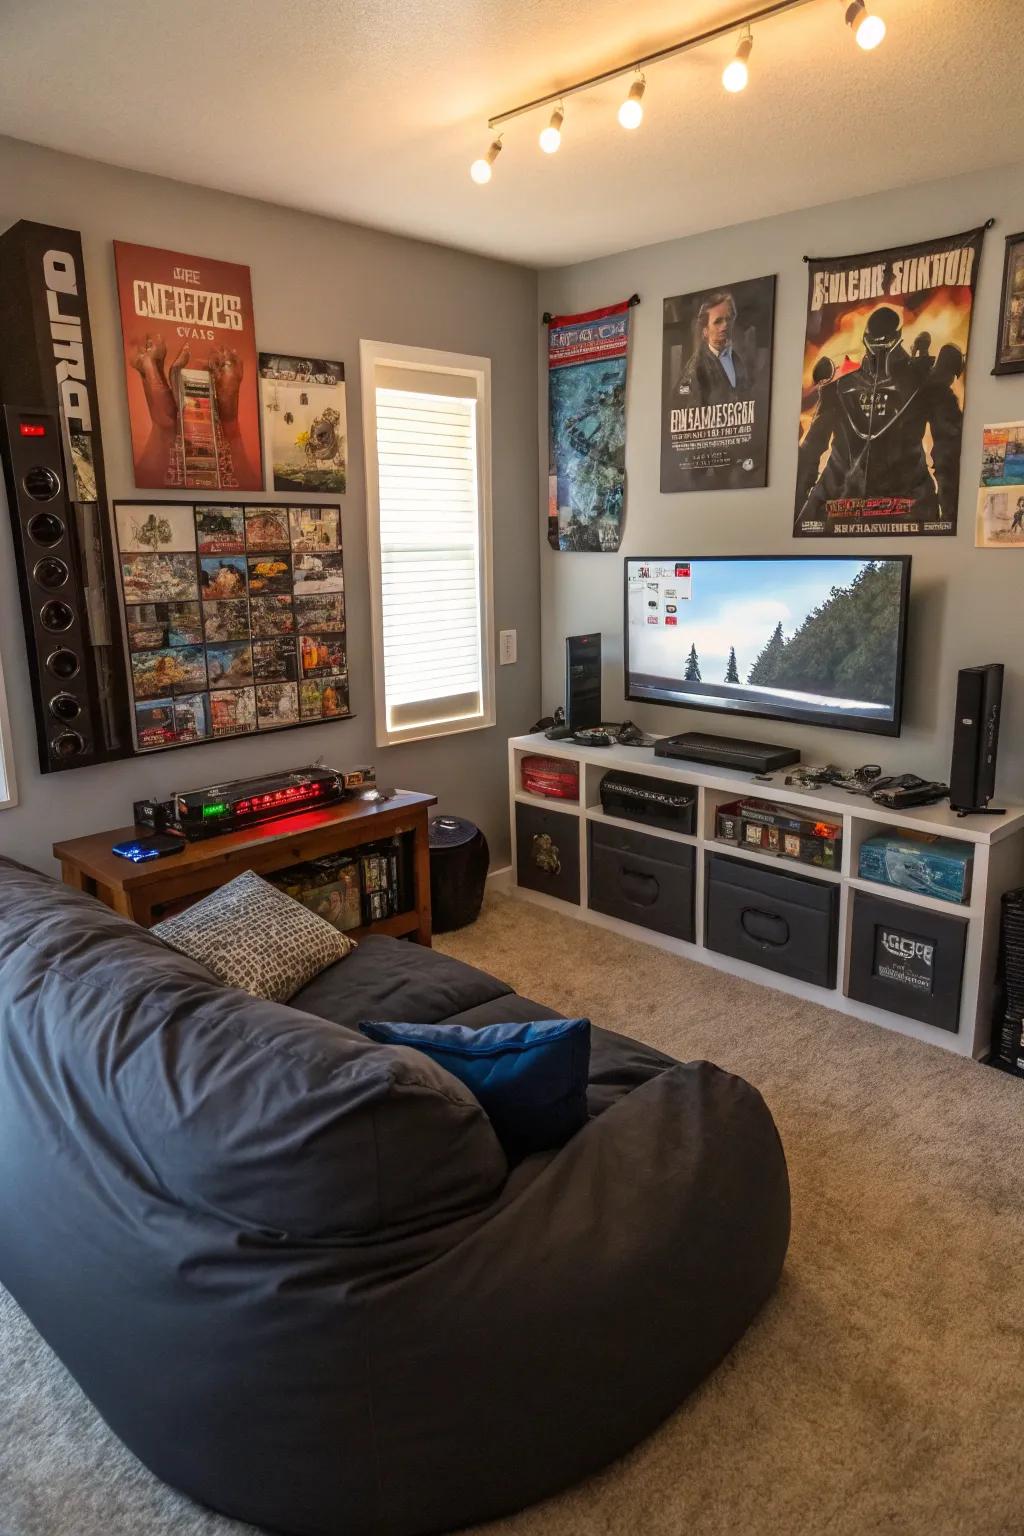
[661,275,776,493]
[547,300,632,552]
[794,226,986,538]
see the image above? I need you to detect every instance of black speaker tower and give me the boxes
[949,663,1004,816]
[0,221,131,772]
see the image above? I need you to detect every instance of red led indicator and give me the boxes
[232,782,324,821]
[19,422,46,437]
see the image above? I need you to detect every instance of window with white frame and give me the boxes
[0,642,17,809]
[360,340,495,747]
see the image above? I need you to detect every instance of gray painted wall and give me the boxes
[0,136,541,872]
[539,164,1024,794]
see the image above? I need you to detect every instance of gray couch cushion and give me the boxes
[291,932,514,1031]
[0,860,506,1239]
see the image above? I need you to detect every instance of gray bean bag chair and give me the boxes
[0,856,789,1536]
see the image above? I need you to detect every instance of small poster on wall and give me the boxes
[976,420,1024,548]
[660,276,775,493]
[794,226,986,538]
[113,500,350,753]
[259,354,347,493]
[547,299,633,552]
[113,241,263,492]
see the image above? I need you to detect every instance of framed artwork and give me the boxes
[993,232,1024,375]
[975,420,1024,547]
[113,500,350,753]
[259,354,347,493]
[660,275,775,493]
[113,242,263,492]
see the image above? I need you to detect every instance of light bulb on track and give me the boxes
[722,30,753,92]
[539,106,564,154]
[857,12,886,48]
[845,0,886,49]
[617,76,646,130]
[470,138,502,184]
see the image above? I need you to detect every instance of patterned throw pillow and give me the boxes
[152,869,355,1003]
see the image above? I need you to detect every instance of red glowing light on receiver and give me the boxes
[19,422,46,437]
[234,782,326,818]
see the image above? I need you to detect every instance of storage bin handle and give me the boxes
[620,866,660,908]
[740,906,790,948]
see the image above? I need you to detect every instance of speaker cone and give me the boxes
[27,510,65,546]
[51,730,85,760]
[49,693,81,722]
[23,465,61,501]
[46,648,80,680]
[33,555,70,590]
[40,600,74,632]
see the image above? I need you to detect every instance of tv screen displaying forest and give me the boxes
[625,556,910,736]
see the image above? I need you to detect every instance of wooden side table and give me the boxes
[53,789,437,943]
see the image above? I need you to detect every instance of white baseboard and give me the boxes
[486,864,514,894]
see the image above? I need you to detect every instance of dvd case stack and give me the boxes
[271,834,409,932]
[993,887,1024,1075]
[359,837,405,924]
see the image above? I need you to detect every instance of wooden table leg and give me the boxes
[60,861,88,893]
[412,809,433,947]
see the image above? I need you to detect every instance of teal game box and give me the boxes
[858,830,972,905]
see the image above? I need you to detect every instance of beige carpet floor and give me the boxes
[3,891,1024,1536]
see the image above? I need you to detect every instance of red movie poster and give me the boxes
[114,241,263,492]
[794,227,985,537]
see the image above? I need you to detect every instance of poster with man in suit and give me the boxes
[660,276,775,493]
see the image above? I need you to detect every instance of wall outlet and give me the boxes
[499,629,517,665]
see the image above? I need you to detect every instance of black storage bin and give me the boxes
[848,890,966,1033]
[515,802,580,905]
[598,771,697,835]
[589,822,696,942]
[705,851,839,989]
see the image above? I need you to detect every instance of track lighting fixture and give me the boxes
[539,106,564,154]
[469,139,502,185]
[722,29,753,92]
[474,0,893,183]
[617,76,646,130]
[845,0,886,49]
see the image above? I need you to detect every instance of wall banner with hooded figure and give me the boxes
[794,227,986,538]
[547,299,632,552]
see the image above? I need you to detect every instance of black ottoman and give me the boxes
[429,815,490,932]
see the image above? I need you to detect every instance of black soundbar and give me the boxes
[654,731,801,774]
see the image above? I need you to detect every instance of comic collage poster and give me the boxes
[113,501,349,751]
[976,421,1024,548]
[113,242,263,493]
[660,276,775,492]
[547,300,632,552]
[795,227,986,537]
[259,354,347,493]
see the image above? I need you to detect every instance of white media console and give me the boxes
[508,732,1024,1060]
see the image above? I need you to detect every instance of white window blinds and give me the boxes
[361,342,494,746]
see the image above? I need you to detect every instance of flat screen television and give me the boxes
[624,555,911,737]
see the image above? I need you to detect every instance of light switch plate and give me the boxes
[499,629,517,665]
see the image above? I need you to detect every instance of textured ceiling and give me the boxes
[0,0,1018,267]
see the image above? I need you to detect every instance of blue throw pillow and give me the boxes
[358,1017,591,1158]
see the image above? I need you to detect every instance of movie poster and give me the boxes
[660,276,775,492]
[794,227,986,537]
[113,242,262,492]
[547,300,632,552]
[113,500,350,753]
[259,354,346,493]
[976,421,1024,548]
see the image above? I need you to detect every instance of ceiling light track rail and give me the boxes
[487,0,817,129]
[469,0,888,182]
